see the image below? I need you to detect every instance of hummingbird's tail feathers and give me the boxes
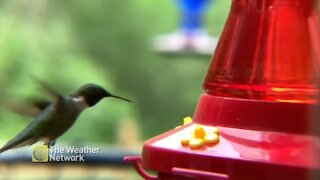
[0,146,9,154]
[12,138,38,149]
[32,76,63,100]
[0,136,38,154]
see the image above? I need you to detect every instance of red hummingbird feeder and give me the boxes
[125,0,320,179]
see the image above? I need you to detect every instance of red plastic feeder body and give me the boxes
[125,0,320,179]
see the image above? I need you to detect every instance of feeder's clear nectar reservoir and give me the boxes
[203,0,320,104]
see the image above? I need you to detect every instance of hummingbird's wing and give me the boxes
[27,98,51,111]
[3,97,52,117]
[32,76,63,100]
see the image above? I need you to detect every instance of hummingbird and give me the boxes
[0,80,131,154]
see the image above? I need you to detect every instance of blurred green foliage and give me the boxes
[0,0,230,145]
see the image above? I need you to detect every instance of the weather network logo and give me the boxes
[31,145,101,162]
[32,145,49,162]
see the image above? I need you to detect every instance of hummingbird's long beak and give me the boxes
[110,95,132,102]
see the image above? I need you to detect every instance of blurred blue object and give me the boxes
[153,0,218,55]
[178,0,214,34]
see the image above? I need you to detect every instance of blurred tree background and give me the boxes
[0,0,230,146]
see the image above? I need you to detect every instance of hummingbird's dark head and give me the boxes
[75,84,131,107]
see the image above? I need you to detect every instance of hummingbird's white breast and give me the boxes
[72,96,89,111]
